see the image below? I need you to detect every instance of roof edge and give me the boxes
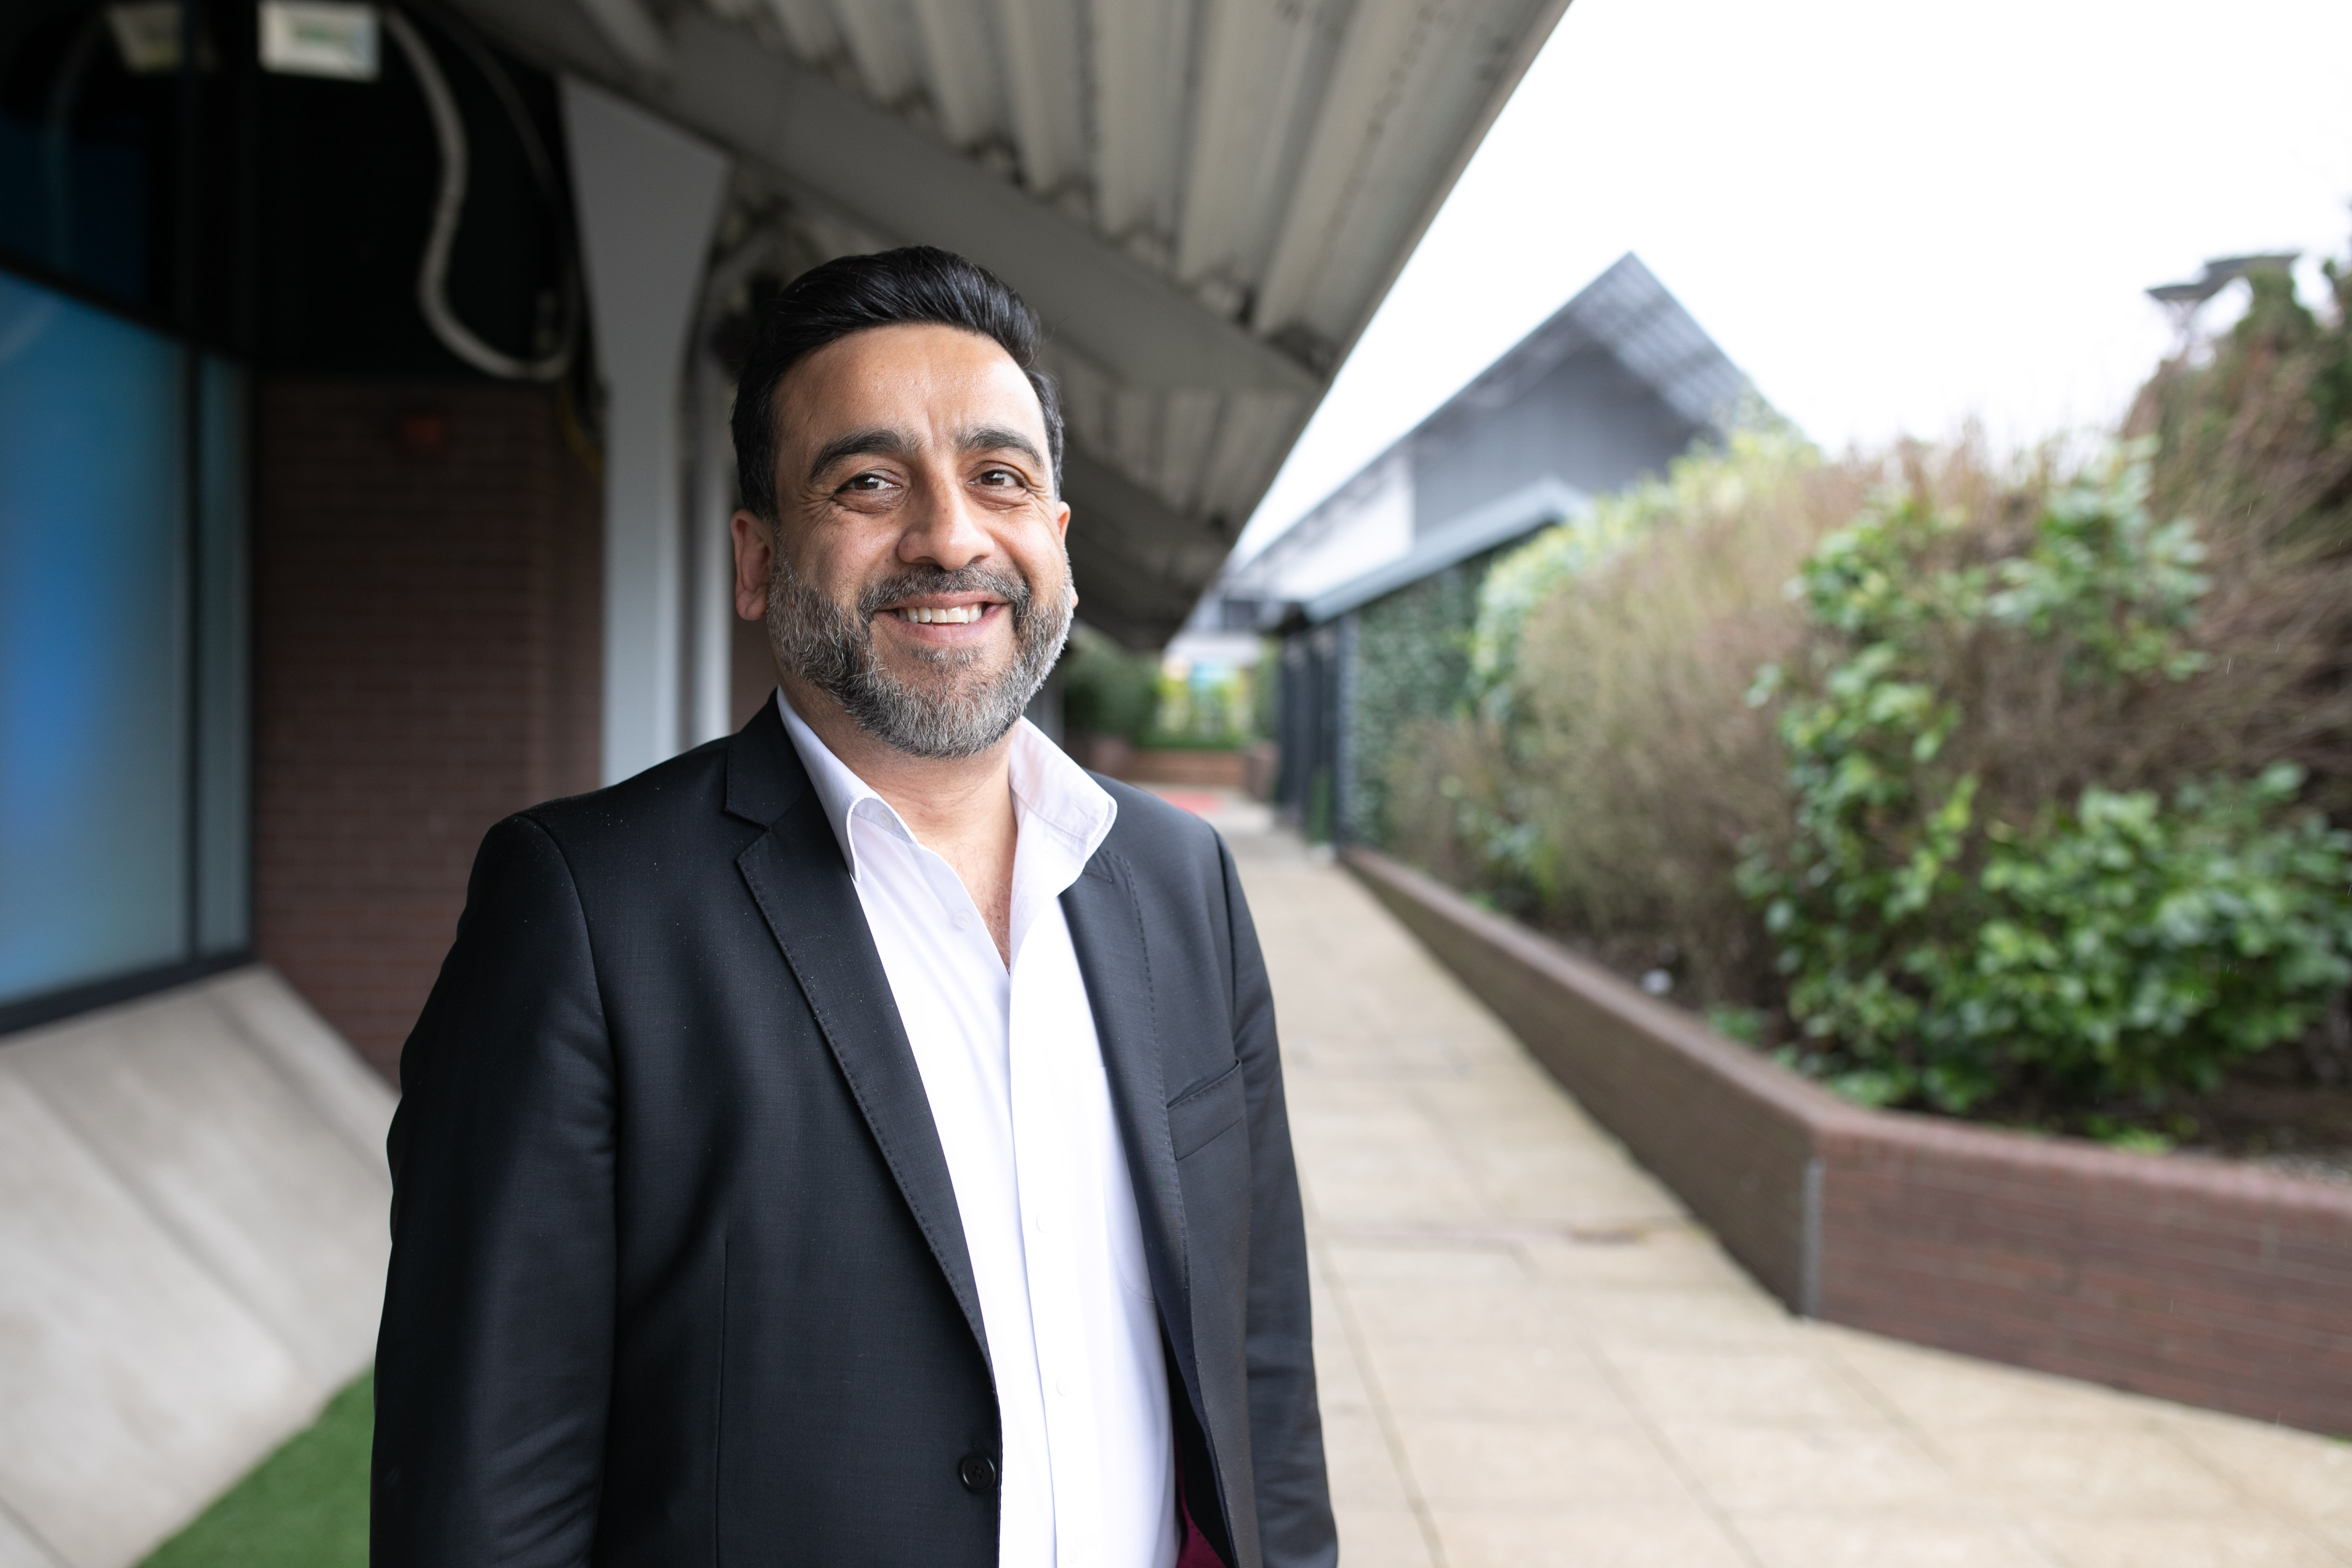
[1304,476,1588,623]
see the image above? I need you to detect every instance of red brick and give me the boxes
[253,378,601,1083]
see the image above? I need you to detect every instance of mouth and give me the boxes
[880,596,1006,628]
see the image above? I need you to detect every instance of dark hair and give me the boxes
[731,246,1063,520]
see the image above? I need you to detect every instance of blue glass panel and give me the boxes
[0,269,188,1004]
[197,354,250,954]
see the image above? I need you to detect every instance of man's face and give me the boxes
[734,322,1074,759]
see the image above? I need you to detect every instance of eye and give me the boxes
[976,466,1022,488]
[843,471,893,491]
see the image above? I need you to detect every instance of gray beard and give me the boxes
[767,550,1073,760]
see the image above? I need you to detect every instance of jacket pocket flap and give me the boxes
[1167,1060,1246,1161]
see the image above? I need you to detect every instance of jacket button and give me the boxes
[958,1453,999,1492]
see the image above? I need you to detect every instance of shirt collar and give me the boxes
[773,690,1117,885]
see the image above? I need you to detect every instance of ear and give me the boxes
[732,511,775,621]
[1054,499,1075,605]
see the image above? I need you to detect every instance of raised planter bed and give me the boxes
[1065,736,1252,791]
[1344,846,2352,1438]
[1120,747,1249,790]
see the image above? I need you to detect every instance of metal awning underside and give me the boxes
[449,0,1571,646]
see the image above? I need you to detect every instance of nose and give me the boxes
[897,467,994,573]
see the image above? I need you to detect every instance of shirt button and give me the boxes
[1030,1212,1046,1234]
[958,1452,999,1492]
[953,910,972,930]
[1056,1376,1071,1397]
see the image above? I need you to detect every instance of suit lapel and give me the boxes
[727,706,992,1369]
[1062,850,1197,1367]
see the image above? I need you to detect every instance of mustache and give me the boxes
[857,564,1035,622]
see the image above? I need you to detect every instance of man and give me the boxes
[371,246,1334,1568]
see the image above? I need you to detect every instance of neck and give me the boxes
[778,670,1017,833]
[778,669,1021,961]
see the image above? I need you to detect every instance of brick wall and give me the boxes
[1817,1116,2352,1432]
[253,378,601,1082]
[1345,846,2352,1437]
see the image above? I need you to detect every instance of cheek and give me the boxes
[786,524,883,594]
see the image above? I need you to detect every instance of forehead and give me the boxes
[773,322,1044,447]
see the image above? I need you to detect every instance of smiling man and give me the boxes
[371,248,1334,1568]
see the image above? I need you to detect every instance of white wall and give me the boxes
[561,77,730,785]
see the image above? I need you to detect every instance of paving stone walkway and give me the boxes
[1182,792,2352,1568]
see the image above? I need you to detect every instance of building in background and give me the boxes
[1199,254,1755,840]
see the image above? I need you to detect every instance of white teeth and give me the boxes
[900,605,984,624]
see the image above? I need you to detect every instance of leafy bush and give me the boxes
[2127,257,2352,808]
[1742,452,2352,1111]
[1383,428,1859,1001]
[1367,239,2352,1115]
[1470,426,1816,697]
[1151,658,1257,747]
[1059,626,1160,742]
[1253,640,1281,741]
[1350,550,1498,844]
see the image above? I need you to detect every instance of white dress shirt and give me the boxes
[777,693,1177,1568]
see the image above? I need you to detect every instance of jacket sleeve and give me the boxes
[1221,837,1338,1568]
[373,813,615,1568]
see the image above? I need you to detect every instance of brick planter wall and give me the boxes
[1118,749,1248,789]
[1345,846,2352,1437]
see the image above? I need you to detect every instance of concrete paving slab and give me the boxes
[1335,1506,1438,1568]
[208,968,397,1169]
[1601,1346,1886,1426]
[0,968,394,1567]
[0,1071,318,1568]
[0,1502,62,1568]
[2158,1411,2352,1530]
[1930,1425,2246,1516]
[10,984,391,1386]
[1169,788,2352,1568]
[1733,1516,2052,1568]
[2023,1517,2347,1568]
[1397,1419,1700,1512]
[1656,1422,1968,1515]
[1431,1510,1751,1568]
[1360,1339,1630,1424]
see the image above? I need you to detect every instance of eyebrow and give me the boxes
[807,427,915,483]
[958,426,1046,469]
[805,424,1048,484]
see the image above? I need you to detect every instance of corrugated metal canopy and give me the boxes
[448,0,1571,645]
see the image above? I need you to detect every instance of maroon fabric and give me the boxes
[1176,1505,1221,1568]
[1176,1464,1223,1568]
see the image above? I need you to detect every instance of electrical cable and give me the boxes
[39,15,108,274]
[382,7,573,381]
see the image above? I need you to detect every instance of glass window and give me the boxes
[0,266,246,1007]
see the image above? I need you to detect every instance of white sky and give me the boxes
[1233,0,2352,561]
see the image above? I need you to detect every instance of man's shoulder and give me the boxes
[505,732,750,867]
[1085,773,1226,876]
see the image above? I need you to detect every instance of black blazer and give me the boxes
[371,700,1334,1568]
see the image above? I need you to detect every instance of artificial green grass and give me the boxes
[142,1371,372,1568]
